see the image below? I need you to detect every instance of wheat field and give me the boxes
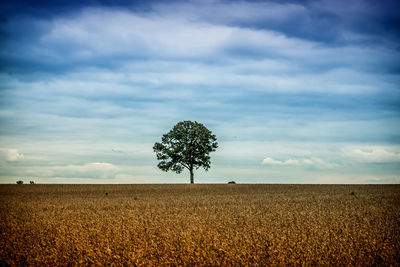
[0,184,399,266]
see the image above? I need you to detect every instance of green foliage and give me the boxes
[153,121,218,183]
[16,180,23,184]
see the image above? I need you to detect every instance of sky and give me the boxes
[0,0,399,184]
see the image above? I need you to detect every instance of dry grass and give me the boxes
[1,184,399,266]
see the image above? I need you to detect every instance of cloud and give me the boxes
[0,148,24,168]
[153,0,400,47]
[261,157,336,168]
[262,157,284,165]
[6,149,24,162]
[343,146,400,163]
[3,4,398,78]
[46,162,120,179]
[262,157,299,166]
[87,162,117,168]
[31,8,234,63]
[64,162,118,171]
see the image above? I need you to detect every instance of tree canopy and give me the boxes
[153,121,218,184]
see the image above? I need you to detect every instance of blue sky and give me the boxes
[0,0,399,184]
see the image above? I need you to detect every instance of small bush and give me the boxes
[30,181,35,184]
[16,180,23,184]
[228,181,236,184]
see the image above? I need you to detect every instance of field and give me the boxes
[0,184,399,266]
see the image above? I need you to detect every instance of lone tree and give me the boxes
[153,121,218,184]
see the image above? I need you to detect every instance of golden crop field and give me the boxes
[0,184,399,266]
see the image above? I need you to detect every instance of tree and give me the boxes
[153,121,218,184]
[16,180,23,184]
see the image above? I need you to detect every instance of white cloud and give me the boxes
[261,156,336,168]
[5,6,393,98]
[43,162,121,179]
[152,1,306,25]
[40,6,311,61]
[87,162,118,169]
[261,157,301,166]
[6,149,24,162]
[62,162,119,172]
[35,7,350,72]
[40,8,234,60]
[262,157,286,165]
[343,146,400,163]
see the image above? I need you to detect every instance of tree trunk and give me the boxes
[190,167,194,184]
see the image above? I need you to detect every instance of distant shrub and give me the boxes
[228,181,236,184]
[30,181,35,184]
[16,180,23,184]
